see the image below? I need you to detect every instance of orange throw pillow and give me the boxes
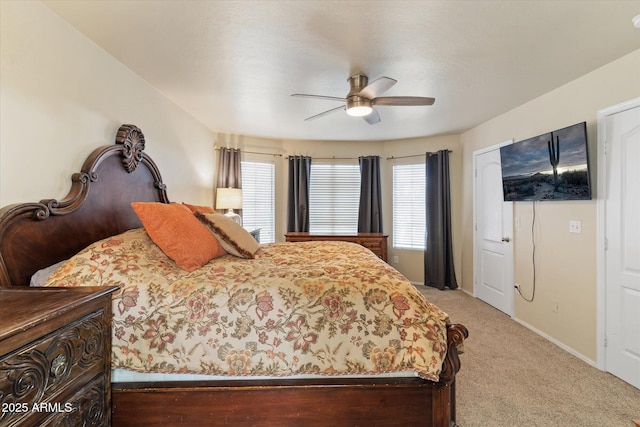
[131,202,226,271]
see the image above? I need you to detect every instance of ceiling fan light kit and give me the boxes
[346,97,373,117]
[292,74,435,125]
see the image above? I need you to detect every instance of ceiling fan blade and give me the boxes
[363,109,381,125]
[304,105,346,121]
[373,96,435,106]
[292,94,346,102]
[358,76,397,99]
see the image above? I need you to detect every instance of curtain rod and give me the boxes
[286,156,359,160]
[214,149,451,160]
[215,147,283,157]
[385,150,452,161]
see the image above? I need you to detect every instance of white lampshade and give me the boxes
[216,187,243,225]
[216,188,243,210]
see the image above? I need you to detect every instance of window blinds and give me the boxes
[392,163,426,249]
[241,161,275,243]
[309,162,361,234]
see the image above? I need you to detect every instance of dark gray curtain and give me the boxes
[287,156,312,232]
[358,156,383,233]
[217,148,242,189]
[424,150,458,290]
[216,148,242,215]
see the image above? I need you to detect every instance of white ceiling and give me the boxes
[43,1,640,142]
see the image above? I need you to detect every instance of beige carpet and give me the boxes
[417,286,640,427]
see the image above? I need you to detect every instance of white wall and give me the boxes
[0,1,215,208]
[459,49,640,361]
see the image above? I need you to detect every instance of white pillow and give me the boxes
[195,212,260,259]
[30,260,66,287]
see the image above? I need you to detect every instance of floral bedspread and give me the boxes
[44,229,450,381]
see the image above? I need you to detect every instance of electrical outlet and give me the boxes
[551,299,559,313]
[393,256,399,264]
[569,220,582,234]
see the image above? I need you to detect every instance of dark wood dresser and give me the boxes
[285,232,388,262]
[0,286,118,427]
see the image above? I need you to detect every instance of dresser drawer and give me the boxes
[39,374,109,427]
[360,240,382,249]
[367,248,384,258]
[0,310,108,427]
[358,239,386,260]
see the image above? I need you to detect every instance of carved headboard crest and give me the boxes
[115,124,145,173]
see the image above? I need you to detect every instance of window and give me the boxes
[393,163,425,249]
[241,161,275,243]
[309,162,360,234]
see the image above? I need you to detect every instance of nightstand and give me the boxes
[0,286,118,427]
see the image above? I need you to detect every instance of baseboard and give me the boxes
[414,281,599,368]
[459,288,474,297]
[410,281,472,296]
[512,317,597,367]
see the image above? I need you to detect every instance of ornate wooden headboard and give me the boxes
[0,124,169,287]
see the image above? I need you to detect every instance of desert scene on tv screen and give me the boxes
[500,125,590,201]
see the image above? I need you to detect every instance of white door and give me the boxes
[602,103,640,389]
[473,144,514,316]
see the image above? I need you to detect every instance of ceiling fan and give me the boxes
[291,74,435,124]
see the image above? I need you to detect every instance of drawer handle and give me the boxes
[51,354,67,378]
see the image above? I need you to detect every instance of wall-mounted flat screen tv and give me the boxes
[500,122,591,201]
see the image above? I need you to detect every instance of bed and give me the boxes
[0,124,468,426]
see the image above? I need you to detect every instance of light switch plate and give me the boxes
[569,220,582,234]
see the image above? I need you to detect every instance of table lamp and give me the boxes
[215,187,243,225]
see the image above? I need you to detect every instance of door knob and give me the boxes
[501,237,511,242]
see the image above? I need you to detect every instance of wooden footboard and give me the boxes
[113,378,442,426]
[111,324,468,427]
